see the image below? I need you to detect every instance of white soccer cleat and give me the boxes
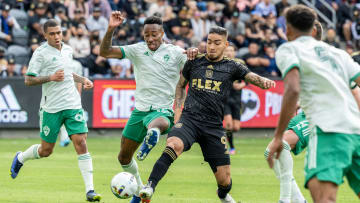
[220,194,236,203]
[139,183,154,202]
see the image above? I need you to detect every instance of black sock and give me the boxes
[226,130,234,149]
[148,146,178,190]
[217,180,232,199]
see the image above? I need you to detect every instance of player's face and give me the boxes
[143,24,164,51]
[44,26,63,48]
[224,46,236,59]
[206,33,229,61]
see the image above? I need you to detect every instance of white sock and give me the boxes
[122,158,143,196]
[291,179,306,203]
[278,141,293,202]
[78,153,94,193]
[18,144,40,163]
[59,125,69,142]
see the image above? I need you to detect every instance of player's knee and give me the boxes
[38,147,53,157]
[118,151,132,165]
[357,192,360,199]
[217,179,232,199]
[166,138,183,155]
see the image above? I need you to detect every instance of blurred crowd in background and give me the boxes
[0,0,360,80]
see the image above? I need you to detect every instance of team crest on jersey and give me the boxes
[205,70,213,78]
[175,123,183,128]
[43,126,50,136]
[144,51,150,56]
[207,65,214,69]
[75,113,84,122]
[163,54,170,62]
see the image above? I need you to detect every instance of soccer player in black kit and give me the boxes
[139,26,276,203]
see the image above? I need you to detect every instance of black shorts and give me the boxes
[224,100,241,120]
[168,114,230,172]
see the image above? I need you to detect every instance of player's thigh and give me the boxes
[39,109,63,143]
[122,109,148,143]
[119,136,141,164]
[283,129,299,150]
[62,109,88,138]
[305,127,354,188]
[307,177,338,202]
[144,109,174,134]
[199,127,230,174]
[214,165,231,186]
[345,135,360,197]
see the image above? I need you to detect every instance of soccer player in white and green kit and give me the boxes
[9,19,101,202]
[100,12,198,202]
[267,5,360,203]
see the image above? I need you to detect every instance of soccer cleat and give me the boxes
[86,190,101,202]
[229,148,236,155]
[130,195,141,203]
[10,151,23,179]
[137,129,160,161]
[139,183,154,202]
[220,194,236,203]
[59,138,71,147]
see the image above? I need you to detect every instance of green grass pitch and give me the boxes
[0,135,358,203]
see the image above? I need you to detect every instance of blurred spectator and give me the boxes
[106,58,131,78]
[243,42,270,76]
[70,8,88,36]
[245,14,264,43]
[191,10,207,41]
[169,8,193,44]
[88,0,112,19]
[28,2,49,41]
[336,1,352,44]
[48,0,67,17]
[29,37,39,57]
[197,41,206,53]
[264,14,286,41]
[68,0,90,20]
[122,0,144,20]
[86,44,110,77]
[174,39,186,49]
[351,15,360,49]
[0,4,20,48]
[264,45,280,77]
[324,28,340,48]
[90,30,101,47]
[147,0,166,17]
[225,12,246,48]
[112,28,131,46]
[261,28,280,50]
[68,26,91,59]
[109,0,124,11]
[55,7,71,43]
[237,0,260,13]
[1,58,18,77]
[163,6,176,39]
[254,0,276,18]
[275,0,290,17]
[86,7,108,39]
[276,7,287,36]
[222,0,240,21]
[20,65,28,76]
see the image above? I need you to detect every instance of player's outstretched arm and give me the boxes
[25,69,64,86]
[267,68,300,168]
[99,11,125,59]
[174,74,188,123]
[72,73,93,90]
[244,72,276,89]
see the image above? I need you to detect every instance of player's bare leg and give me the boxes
[137,117,169,161]
[308,177,338,203]
[214,165,236,203]
[140,136,184,202]
[72,133,101,202]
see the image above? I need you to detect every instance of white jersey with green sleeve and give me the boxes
[275,36,360,134]
[26,42,82,113]
[120,42,187,111]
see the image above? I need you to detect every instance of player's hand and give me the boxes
[109,11,125,29]
[266,138,283,168]
[50,69,64,82]
[262,79,276,89]
[83,78,93,90]
[183,47,199,60]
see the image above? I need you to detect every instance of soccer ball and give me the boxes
[110,172,138,199]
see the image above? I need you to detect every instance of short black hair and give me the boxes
[43,19,60,33]
[144,16,163,26]
[285,5,317,33]
[208,26,228,38]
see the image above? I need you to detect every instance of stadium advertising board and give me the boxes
[93,80,284,128]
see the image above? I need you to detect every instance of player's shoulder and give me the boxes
[223,57,245,65]
[351,51,360,64]
[33,43,49,54]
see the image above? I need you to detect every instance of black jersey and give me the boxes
[182,55,250,126]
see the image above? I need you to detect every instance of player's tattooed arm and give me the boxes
[174,75,188,123]
[244,72,276,89]
[72,73,93,90]
[25,69,64,86]
[100,11,125,58]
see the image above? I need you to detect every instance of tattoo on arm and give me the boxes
[175,75,188,109]
[24,75,51,86]
[72,73,86,84]
[99,28,123,58]
[244,72,267,89]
